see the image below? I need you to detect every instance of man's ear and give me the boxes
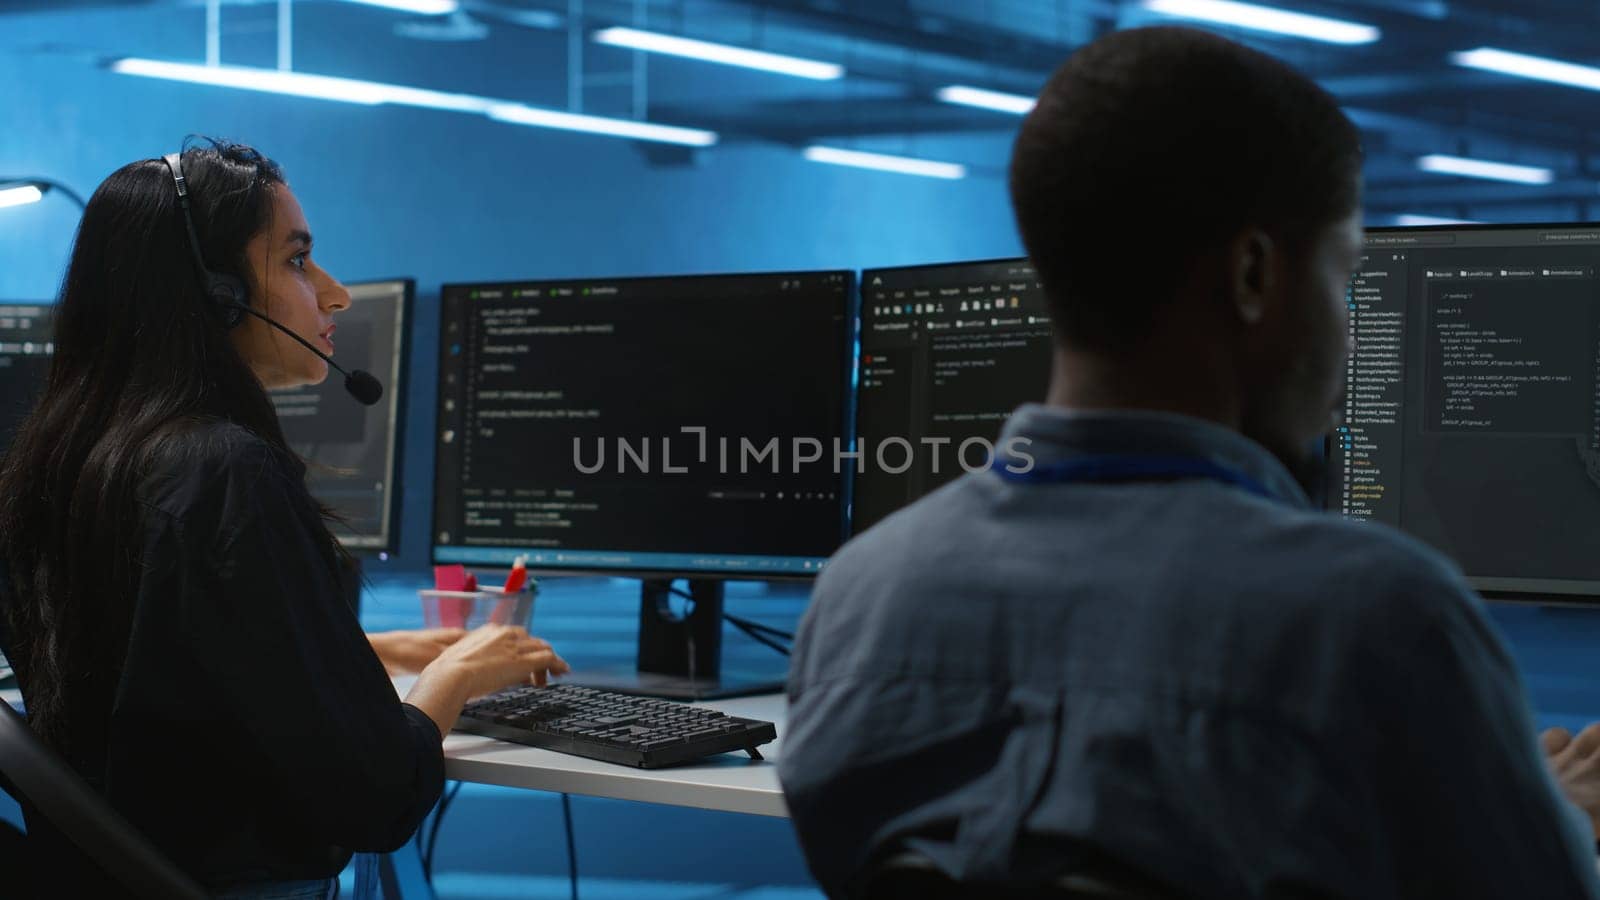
[1228,228,1276,326]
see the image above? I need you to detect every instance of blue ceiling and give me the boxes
[7,0,1600,220]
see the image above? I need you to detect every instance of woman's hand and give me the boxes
[427,624,570,696]
[1542,724,1600,839]
[368,628,466,676]
[404,624,570,737]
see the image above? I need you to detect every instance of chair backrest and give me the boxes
[0,700,209,900]
[853,848,1185,900]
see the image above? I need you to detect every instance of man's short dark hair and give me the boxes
[1010,26,1363,354]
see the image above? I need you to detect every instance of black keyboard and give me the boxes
[455,684,778,769]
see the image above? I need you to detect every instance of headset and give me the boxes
[159,150,382,406]
[162,151,249,329]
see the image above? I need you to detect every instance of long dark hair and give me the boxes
[0,139,340,751]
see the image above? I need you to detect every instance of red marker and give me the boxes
[487,555,528,627]
[502,554,528,594]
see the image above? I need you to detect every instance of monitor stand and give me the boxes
[564,579,787,701]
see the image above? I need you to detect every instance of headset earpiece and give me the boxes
[207,273,248,328]
[161,150,248,330]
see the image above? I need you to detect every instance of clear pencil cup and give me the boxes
[418,587,537,631]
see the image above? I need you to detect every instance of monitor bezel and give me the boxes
[1365,221,1600,236]
[1357,222,1600,604]
[321,277,413,557]
[430,268,857,580]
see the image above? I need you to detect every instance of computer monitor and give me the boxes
[0,303,53,453]
[433,270,853,697]
[269,278,412,555]
[1335,224,1600,600]
[852,259,1054,534]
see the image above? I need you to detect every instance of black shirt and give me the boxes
[3,421,444,893]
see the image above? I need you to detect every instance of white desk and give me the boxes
[381,681,792,899]
[393,679,790,817]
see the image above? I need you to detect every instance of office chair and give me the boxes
[0,700,208,899]
[853,846,1186,900]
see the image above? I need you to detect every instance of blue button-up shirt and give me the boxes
[781,405,1600,898]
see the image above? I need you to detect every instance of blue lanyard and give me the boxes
[994,453,1278,502]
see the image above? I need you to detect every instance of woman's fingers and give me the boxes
[1573,722,1600,759]
[525,654,562,687]
[518,649,568,686]
[1544,727,1575,757]
[519,649,567,671]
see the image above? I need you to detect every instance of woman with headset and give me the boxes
[0,139,567,899]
